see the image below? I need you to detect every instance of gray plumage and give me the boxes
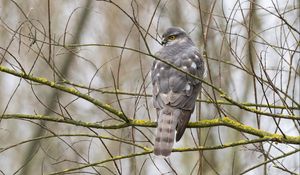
[151,27,205,157]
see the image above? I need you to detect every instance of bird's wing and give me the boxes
[151,48,204,141]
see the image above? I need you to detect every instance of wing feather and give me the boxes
[152,46,204,143]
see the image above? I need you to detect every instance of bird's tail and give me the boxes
[154,107,179,157]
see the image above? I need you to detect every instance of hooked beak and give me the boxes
[161,38,167,45]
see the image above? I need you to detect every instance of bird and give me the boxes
[151,27,205,157]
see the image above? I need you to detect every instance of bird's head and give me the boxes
[161,27,191,46]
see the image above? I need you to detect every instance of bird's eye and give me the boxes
[168,35,176,40]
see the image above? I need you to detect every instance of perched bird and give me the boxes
[151,27,205,157]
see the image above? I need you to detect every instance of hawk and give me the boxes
[151,27,205,157]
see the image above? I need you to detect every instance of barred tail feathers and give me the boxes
[154,108,179,157]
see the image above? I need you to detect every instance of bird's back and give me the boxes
[151,27,204,157]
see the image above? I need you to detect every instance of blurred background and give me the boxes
[0,0,299,174]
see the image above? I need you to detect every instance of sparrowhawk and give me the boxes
[151,27,205,157]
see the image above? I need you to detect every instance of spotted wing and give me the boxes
[151,48,204,141]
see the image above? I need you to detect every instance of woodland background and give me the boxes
[0,0,299,175]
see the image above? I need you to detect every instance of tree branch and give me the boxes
[47,137,299,175]
[0,65,126,121]
[1,65,299,120]
[2,114,300,145]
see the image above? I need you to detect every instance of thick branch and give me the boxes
[2,114,300,145]
[1,65,299,120]
[0,65,127,121]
